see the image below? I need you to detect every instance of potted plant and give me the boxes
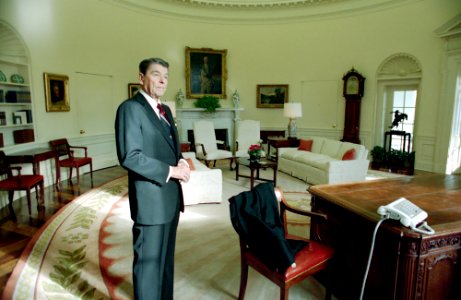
[370,146,387,170]
[248,144,262,164]
[388,149,415,175]
[194,96,221,113]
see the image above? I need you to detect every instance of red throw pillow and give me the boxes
[342,148,356,160]
[185,158,196,170]
[298,139,313,152]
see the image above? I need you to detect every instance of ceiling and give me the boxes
[102,0,413,24]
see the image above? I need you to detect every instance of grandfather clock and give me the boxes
[341,68,365,144]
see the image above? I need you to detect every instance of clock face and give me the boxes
[346,76,359,95]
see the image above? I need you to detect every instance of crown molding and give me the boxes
[435,12,461,38]
[100,0,419,24]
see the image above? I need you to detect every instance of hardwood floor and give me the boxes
[0,165,127,297]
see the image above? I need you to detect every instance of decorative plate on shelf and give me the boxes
[0,70,6,82]
[10,74,24,84]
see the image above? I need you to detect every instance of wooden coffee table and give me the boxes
[235,157,277,189]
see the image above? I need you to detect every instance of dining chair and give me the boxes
[49,138,93,188]
[0,151,44,215]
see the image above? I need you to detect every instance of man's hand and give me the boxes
[170,160,191,182]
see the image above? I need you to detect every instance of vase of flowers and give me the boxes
[248,144,262,164]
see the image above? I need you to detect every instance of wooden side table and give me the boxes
[267,137,300,161]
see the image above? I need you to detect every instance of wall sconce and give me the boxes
[283,102,302,138]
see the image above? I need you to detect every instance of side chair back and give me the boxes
[0,151,44,216]
[49,138,93,188]
[229,183,334,300]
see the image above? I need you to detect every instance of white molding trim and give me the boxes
[101,0,417,24]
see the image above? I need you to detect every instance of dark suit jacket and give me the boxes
[229,182,306,271]
[115,92,184,225]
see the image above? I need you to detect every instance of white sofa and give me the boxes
[181,152,222,205]
[278,137,369,185]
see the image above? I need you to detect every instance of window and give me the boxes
[387,86,417,151]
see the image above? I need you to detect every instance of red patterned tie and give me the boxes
[157,103,170,126]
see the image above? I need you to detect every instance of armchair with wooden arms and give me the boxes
[0,151,44,216]
[193,120,234,168]
[229,183,334,300]
[49,138,93,188]
[235,120,266,159]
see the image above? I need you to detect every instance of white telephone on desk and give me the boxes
[377,197,435,235]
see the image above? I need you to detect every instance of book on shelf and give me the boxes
[0,111,6,126]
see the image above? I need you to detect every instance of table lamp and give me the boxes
[283,102,302,138]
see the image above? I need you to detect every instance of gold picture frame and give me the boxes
[185,47,227,99]
[128,83,141,98]
[44,73,70,112]
[256,84,289,108]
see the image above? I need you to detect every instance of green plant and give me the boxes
[194,96,221,113]
[370,146,386,161]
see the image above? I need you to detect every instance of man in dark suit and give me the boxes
[115,57,190,300]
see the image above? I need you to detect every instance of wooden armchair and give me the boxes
[229,183,334,300]
[0,151,44,215]
[235,120,266,158]
[192,120,234,168]
[49,138,93,188]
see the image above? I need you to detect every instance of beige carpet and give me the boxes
[4,167,402,300]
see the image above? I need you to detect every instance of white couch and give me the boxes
[181,152,222,205]
[278,137,369,185]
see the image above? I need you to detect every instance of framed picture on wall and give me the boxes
[185,47,227,99]
[128,83,141,98]
[44,73,70,112]
[256,84,289,108]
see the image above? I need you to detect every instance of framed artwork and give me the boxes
[44,73,70,112]
[128,83,141,98]
[185,47,227,99]
[256,84,289,108]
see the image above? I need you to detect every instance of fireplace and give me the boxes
[176,107,243,152]
[187,129,229,152]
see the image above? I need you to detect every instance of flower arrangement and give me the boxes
[248,144,262,158]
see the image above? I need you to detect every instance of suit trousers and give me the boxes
[132,211,180,300]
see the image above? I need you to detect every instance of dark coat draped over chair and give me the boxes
[229,182,334,300]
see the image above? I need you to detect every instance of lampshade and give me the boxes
[164,101,176,118]
[283,102,302,118]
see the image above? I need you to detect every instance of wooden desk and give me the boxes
[6,147,60,190]
[309,175,461,300]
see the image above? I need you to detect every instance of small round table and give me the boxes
[235,157,277,189]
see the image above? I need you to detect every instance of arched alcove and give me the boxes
[0,21,34,148]
[0,22,28,64]
[377,53,422,79]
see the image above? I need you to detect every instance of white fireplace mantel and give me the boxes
[176,107,244,151]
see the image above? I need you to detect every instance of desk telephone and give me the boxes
[377,197,435,235]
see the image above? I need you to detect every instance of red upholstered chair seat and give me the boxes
[0,151,45,216]
[0,175,44,190]
[59,157,92,168]
[284,240,334,280]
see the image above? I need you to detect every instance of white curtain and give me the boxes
[447,65,461,175]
